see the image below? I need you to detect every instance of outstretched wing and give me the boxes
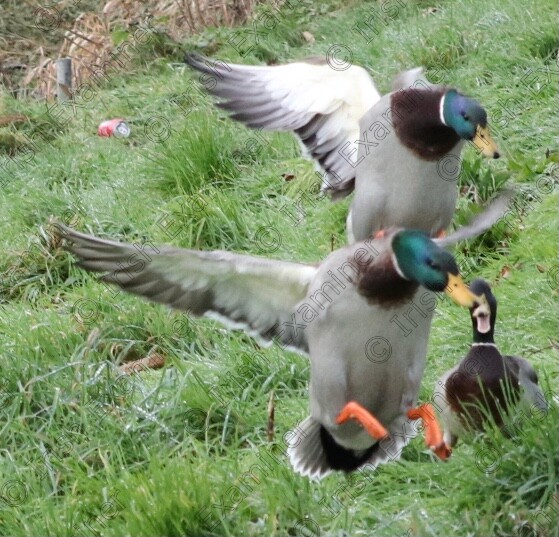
[185,53,381,199]
[57,223,317,354]
[435,189,515,247]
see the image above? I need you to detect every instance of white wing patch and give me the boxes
[186,54,381,198]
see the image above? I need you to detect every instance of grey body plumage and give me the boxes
[55,194,510,478]
[185,54,499,243]
[57,224,465,477]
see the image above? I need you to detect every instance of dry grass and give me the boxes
[2,0,261,99]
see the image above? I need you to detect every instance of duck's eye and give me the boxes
[426,259,439,269]
[462,112,470,121]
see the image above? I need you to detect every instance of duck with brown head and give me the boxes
[434,279,547,448]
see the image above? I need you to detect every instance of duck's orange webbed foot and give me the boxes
[407,403,452,461]
[336,401,390,440]
[374,229,387,239]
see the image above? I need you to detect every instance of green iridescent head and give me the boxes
[391,230,480,307]
[443,90,500,158]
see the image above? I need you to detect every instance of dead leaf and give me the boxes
[86,327,101,349]
[499,265,511,279]
[302,31,315,43]
[0,114,27,126]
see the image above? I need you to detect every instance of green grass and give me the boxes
[1,0,558,535]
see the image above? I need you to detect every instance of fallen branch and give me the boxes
[119,351,166,374]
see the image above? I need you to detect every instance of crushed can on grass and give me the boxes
[98,118,130,138]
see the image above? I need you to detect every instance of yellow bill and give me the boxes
[472,125,500,158]
[445,273,485,308]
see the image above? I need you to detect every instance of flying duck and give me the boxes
[54,195,516,478]
[185,54,500,243]
[434,279,548,447]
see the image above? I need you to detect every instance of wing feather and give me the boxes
[57,223,317,353]
[185,53,381,199]
[435,189,515,247]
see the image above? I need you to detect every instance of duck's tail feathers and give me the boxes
[287,415,418,480]
[287,416,333,480]
[363,414,419,468]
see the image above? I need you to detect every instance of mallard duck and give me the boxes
[185,54,500,242]
[56,199,515,479]
[434,279,548,447]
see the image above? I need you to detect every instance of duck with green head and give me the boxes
[57,204,510,478]
[434,279,548,447]
[185,55,500,243]
[442,89,497,155]
[350,76,499,243]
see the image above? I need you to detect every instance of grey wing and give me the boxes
[392,67,433,91]
[57,223,318,354]
[185,53,381,199]
[505,355,548,412]
[436,188,515,247]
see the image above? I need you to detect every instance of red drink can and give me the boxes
[98,118,130,137]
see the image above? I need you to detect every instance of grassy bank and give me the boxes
[0,0,557,535]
